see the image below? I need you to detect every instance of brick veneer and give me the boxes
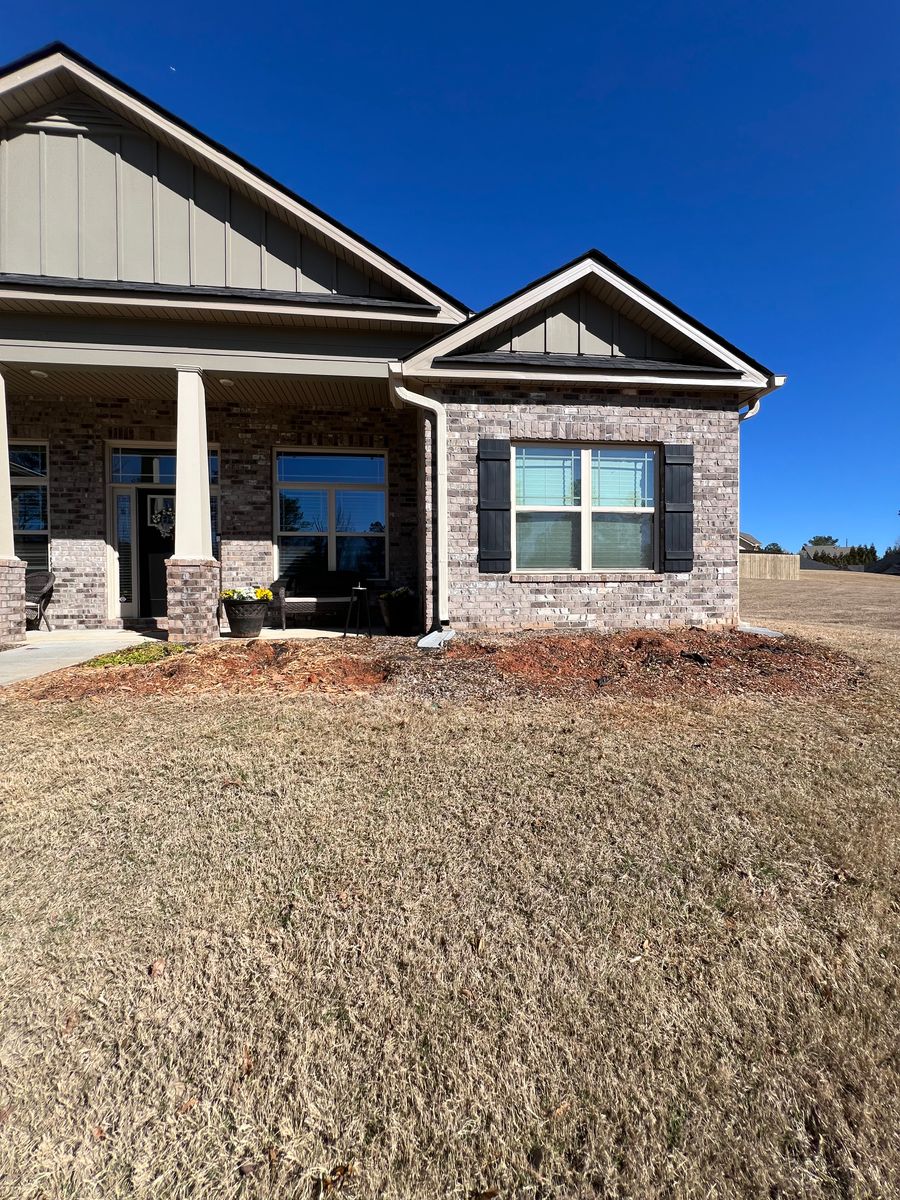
[430,385,742,631]
[166,558,220,642]
[0,556,26,644]
[7,390,420,629]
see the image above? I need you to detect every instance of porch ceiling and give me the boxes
[2,363,393,409]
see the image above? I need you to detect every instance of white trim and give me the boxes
[511,442,659,574]
[272,446,389,583]
[404,366,764,389]
[0,51,469,323]
[403,256,770,387]
[0,340,391,377]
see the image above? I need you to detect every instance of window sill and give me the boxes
[510,571,666,583]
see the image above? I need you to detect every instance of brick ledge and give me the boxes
[509,572,667,584]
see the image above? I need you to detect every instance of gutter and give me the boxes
[739,373,786,422]
[388,364,449,629]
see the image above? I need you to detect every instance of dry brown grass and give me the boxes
[742,570,900,632]
[0,575,898,1198]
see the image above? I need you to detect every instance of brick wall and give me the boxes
[7,390,420,628]
[431,385,742,631]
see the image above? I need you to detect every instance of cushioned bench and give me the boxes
[269,570,363,630]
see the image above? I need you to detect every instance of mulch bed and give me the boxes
[5,626,864,704]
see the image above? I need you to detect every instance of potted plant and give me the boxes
[221,586,273,638]
[378,586,419,635]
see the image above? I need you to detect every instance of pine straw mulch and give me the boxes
[5,626,865,704]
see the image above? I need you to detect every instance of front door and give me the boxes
[138,490,175,618]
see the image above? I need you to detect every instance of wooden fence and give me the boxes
[739,553,800,581]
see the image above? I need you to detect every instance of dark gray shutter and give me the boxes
[662,444,694,572]
[477,438,511,572]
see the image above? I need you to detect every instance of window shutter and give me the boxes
[662,444,694,572]
[477,438,511,572]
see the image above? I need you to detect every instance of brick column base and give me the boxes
[166,558,220,643]
[0,556,26,646]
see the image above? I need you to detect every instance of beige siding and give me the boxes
[0,93,404,300]
[474,288,687,361]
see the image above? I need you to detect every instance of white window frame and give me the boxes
[511,442,658,573]
[10,439,51,568]
[273,447,389,581]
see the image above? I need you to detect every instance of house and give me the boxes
[799,543,854,559]
[0,43,785,644]
[739,532,763,553]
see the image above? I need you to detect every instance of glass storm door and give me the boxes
[113,488,137,619]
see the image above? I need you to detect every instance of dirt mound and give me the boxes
[445,627,862,700]
[7,627,863,704]
[14,638,390,702]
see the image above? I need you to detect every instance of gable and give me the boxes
[0,93,410,300]
[403,251,778,389]
[470,288,691,361]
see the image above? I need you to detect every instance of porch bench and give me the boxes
[269,570,366,630]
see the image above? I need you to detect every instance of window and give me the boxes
[10,442,50,570]
[513,444,656,571]
[275,451,387,579]
[111,447,219,485]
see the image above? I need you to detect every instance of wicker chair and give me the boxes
[25,570,55,631]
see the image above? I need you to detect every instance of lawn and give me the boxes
[0,574,898,1199]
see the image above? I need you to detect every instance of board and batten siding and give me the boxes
[474,289,685,360]
[0,94,400,298]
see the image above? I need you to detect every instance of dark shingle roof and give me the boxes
[432,350,742,377]
[0,272,440,314]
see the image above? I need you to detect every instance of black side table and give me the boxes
[343,583,373,638]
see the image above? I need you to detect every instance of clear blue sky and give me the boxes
[4,1,898,552]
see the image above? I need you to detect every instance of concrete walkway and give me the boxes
[0,629,161,686]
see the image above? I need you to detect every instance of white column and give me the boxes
[173,367,212,560]
[0,368,16,560]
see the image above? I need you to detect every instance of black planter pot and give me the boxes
[378,589,419,636]
[224,598,269,638]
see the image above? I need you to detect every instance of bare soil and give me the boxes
[6,626,863,706]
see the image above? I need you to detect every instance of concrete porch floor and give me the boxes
[0,624,349,687]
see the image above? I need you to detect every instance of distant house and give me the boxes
[739,532,763,552]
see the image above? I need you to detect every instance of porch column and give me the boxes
[166,367,219,643]
[0,368,26,645]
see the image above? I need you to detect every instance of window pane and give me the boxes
[515,512,580,569]
[335,490,385,533]
[12,484,47,531]
[10,445,47,478]
[592,513,654,569]
[116,493,133,604]
[14,534,49,571]
[110,448,218,484]
[592,448,655,508]
[515,446,580,506]
[279,489,327,532]
[276,452,385,485]
[336,536,386,578]
[277,535,328,579]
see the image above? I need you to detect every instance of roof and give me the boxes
[433,351,742,378]
[0,42,469,322]
[0,273,440,315]
[739,532,763,549]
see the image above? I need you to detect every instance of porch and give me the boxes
[0,364,431,643]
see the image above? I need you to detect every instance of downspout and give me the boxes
[388,363,449,629]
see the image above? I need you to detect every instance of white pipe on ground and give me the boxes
[388,365,449,628]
